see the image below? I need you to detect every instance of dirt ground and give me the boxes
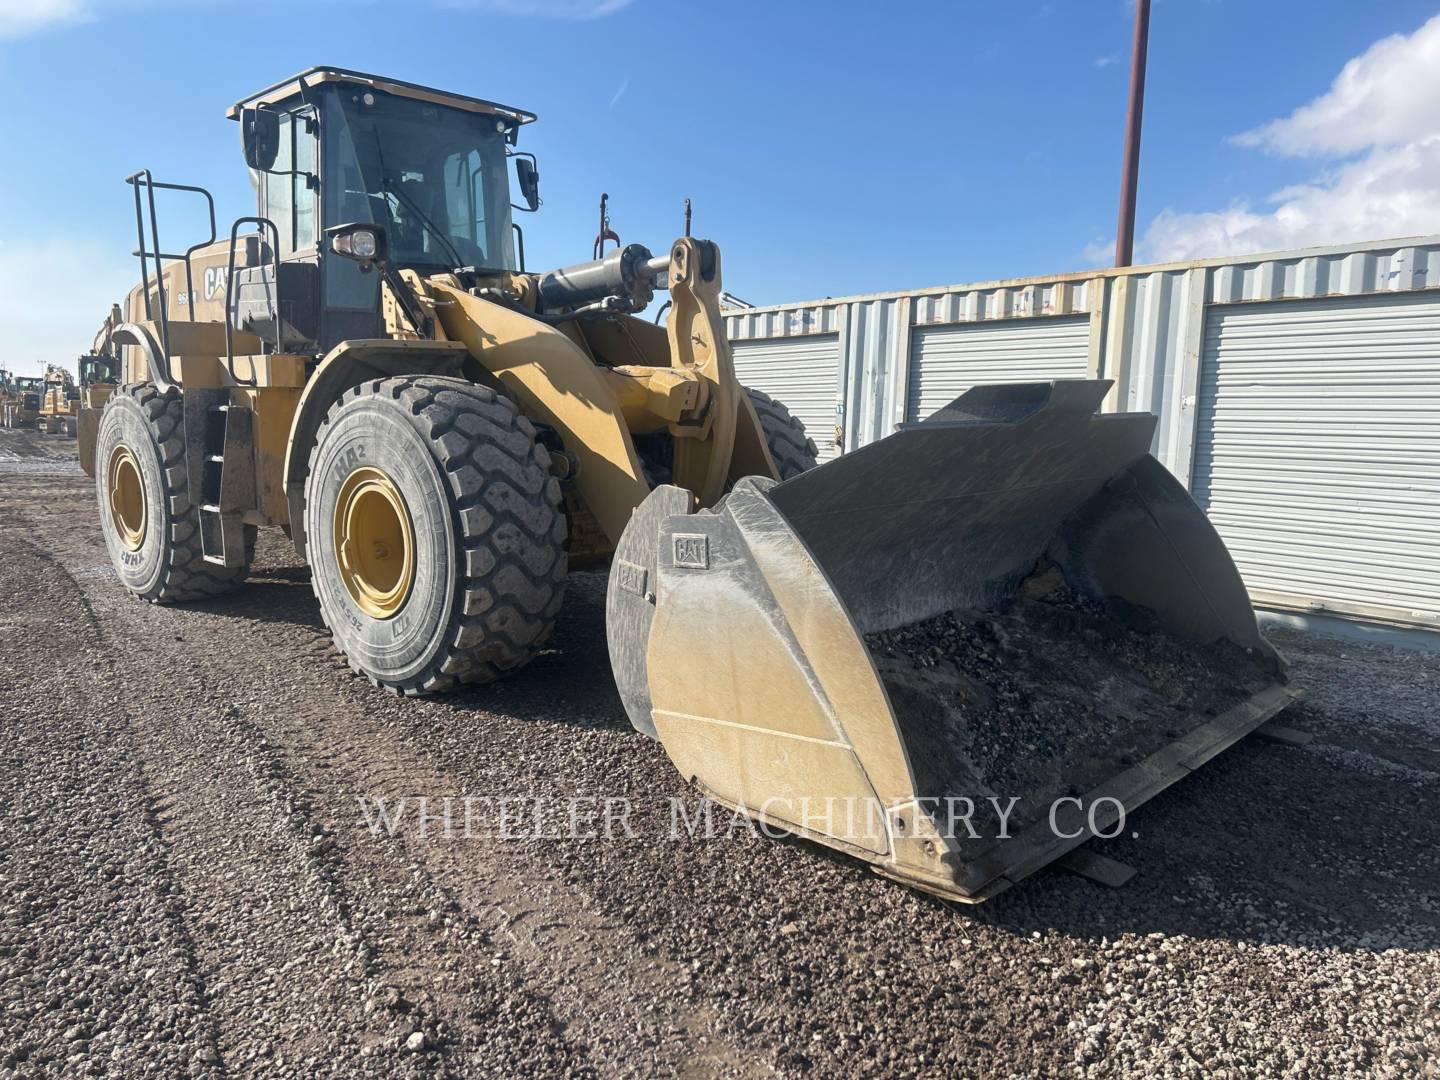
[1,425,1437,1078]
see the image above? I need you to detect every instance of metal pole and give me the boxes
[1114,0,1151,267]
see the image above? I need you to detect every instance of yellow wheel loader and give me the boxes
[72,322,122,456]
[85,68,1296,903]
[37,362,97,437]
[3,376,43,430]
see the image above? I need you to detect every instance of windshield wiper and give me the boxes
[381,175,465,270]
[366,126,466,270]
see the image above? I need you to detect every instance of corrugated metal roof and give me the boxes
[724,234,1440,321]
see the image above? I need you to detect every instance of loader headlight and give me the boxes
[326,223,388,269]
[349,230,378,258]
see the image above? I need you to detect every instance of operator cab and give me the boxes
[227,67,540,353]
[79,355,117,388]
[14,377,43,411]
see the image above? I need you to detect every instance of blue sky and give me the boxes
[3,0,1440,373]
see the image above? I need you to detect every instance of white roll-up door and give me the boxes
[730,334,841,460]
[906,316,1091,422]
[1192,291,1440,629]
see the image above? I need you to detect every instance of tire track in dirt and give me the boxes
[8,453,767,1078]
[104,540,770,1078]
[9,429,1440,1078]
[0,532,225,1077]
[3,462,588,1076]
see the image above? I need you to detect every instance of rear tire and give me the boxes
[304,376,568,695]
[745,387,821,478]
[95,383,253,603]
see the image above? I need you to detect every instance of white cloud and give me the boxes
[1233,14,1440,156]
[1081,236,1113,266]
[607,76,629,110]
[0,238,135,376]
[1094,54,1122,69]
[1143,135,1440,263]
[1137,13,1440,262]
[0,0,91,38]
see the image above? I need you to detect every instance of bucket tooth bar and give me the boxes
[608,379,1297,902]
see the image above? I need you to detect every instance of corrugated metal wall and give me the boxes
[1192,292,1440,629]
[731,335,842,460]
[905,316,1090,422]
[723,235,1440,629]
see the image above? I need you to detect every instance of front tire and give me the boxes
[745,387,821,478]
[304,376,568,695]
[95,384,252,603]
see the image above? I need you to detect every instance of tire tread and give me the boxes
[108,383,252,604]
[745,386,821,479]
[310,376,567,696]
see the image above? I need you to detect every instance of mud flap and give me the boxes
[608,380,1299,901]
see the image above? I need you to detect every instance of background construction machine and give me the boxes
[36,364,82,436]
[85,67,1295,903]
[67,324,123,446]
[2,375,44,430]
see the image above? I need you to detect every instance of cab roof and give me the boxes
[225,66,537,127]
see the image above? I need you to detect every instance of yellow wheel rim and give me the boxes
[334,466,416,619]
[107,446,147,551]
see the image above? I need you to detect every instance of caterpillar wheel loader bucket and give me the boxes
[607,379,1300,902]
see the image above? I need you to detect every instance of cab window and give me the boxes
[262,112,318,257]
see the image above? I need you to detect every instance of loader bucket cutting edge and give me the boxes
[607,380,1298,902]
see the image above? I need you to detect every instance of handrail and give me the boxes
[224,216,282,387]
[125,170,218,375]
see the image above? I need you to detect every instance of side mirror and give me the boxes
[325,222,388,272]
[514,156,540,212]
[241,107,280,172]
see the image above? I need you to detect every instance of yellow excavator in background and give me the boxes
[83,68,1296,903]
[66,314,123,450]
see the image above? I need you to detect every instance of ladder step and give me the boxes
[198,505,246,567]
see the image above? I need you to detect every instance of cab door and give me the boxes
[254,107,321,348]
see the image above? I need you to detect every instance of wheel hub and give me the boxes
[334,466,416,619]
[107,445,146,551]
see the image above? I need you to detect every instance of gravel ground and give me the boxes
[1,425,1437,1078]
